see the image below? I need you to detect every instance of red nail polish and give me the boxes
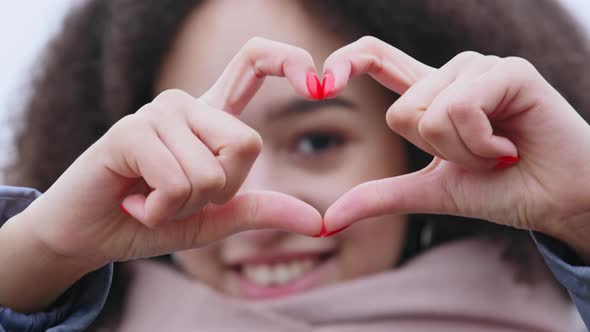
[495,156,520,169]
[120,203,130,215]
[321,73,334,98]
[313,219,327,237]
[313,219,349,237]
[324,225,349,237]
[306,72,323,100]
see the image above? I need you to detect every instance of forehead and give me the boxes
[155,0,345,97]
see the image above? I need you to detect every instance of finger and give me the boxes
[119,120,191,228]
[141,103,227,218]
[188,103,263,203]
[324,160,452,232]
[200,37,317,114]
[386,66,459,159]
[447,93,518,161]
[386,53,497,160]
[186,191,323,245]
[322,36,435,97]
[420,78,507,170]
[153,90,262,204]
[445,58,539,161]
[462,57,543,120]
[199,191,322,238]
[386,105,442,158]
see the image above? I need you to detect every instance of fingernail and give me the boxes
[495,155,520,169]
[306,72,323,100]
[313,219,349,237]
[120,203,130,215]
[324,225,349,237]
[312,219,327,237]
[321,72,335,98]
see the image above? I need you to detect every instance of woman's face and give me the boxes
[155,0,408,299]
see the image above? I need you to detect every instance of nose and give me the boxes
[239,149,324,214]
[239,151,284,193]
[236,150,315,239]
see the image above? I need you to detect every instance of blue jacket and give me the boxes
[0,185,588,332]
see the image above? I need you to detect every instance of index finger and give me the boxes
[200,37,318,114]
[322,36,435,97]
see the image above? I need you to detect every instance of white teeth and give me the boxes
[244,265,272,286]
[289,261,303,276]
[241,258,318,286]
[274,264,290,284]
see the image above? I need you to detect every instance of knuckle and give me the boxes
[484,55,501,63]
[112,114,136,131]
[135,102,159,115]
[241,37,269,59]
[447,98,475,120]
[246,196,261,224]
[386,103,414,133]
[385,105,402,127]
[154,89,193,106]
[447,51,483,68]
[240,37,269,75]
[456,51,482,62]
[134,103,178,129]
[502,56,538,75]
[110,114,150,141]
[245,36,267,49]
[162,175,192,201]
[372,180,388,213]
[197,166,227,196]
[497,57,545,94]
[503,56,532,67]
[418,116,445,141]
[234,128,263,157]
[357,36,384,70]
[136,102,166,118]
[389,96,414,114]
[358,35,381,49]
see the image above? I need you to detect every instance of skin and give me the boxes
[321,38,590,262]
[156,0,407,296]
[1,0,590,315]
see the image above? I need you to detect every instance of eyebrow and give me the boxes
[266,98,358,122]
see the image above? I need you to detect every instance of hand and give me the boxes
[23,38,325,266]
[0,38,325,312]
[322,36,590,259]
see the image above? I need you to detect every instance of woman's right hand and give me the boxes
[27,38,323,265]
[0,38,322,311]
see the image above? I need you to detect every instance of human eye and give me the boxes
[293,131,345,157]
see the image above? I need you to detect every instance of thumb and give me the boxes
[324,161,452,231]
[191,191,323,243]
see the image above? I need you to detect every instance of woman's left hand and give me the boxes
[321,37,590,260]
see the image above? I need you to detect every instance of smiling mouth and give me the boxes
[230,251,335,298]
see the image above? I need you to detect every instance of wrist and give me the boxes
[542,211,590,265]
[0,212,101,312]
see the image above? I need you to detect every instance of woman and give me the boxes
[1,0,589,331]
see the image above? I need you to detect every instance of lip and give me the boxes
[228,251,336,299]
[228,250,330,267]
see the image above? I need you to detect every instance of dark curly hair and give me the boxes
[5,0,590,328]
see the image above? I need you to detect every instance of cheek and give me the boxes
[337,215,407,279]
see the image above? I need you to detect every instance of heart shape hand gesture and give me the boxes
[12,36,590,280]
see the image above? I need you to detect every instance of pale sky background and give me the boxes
[0,0,590,182]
